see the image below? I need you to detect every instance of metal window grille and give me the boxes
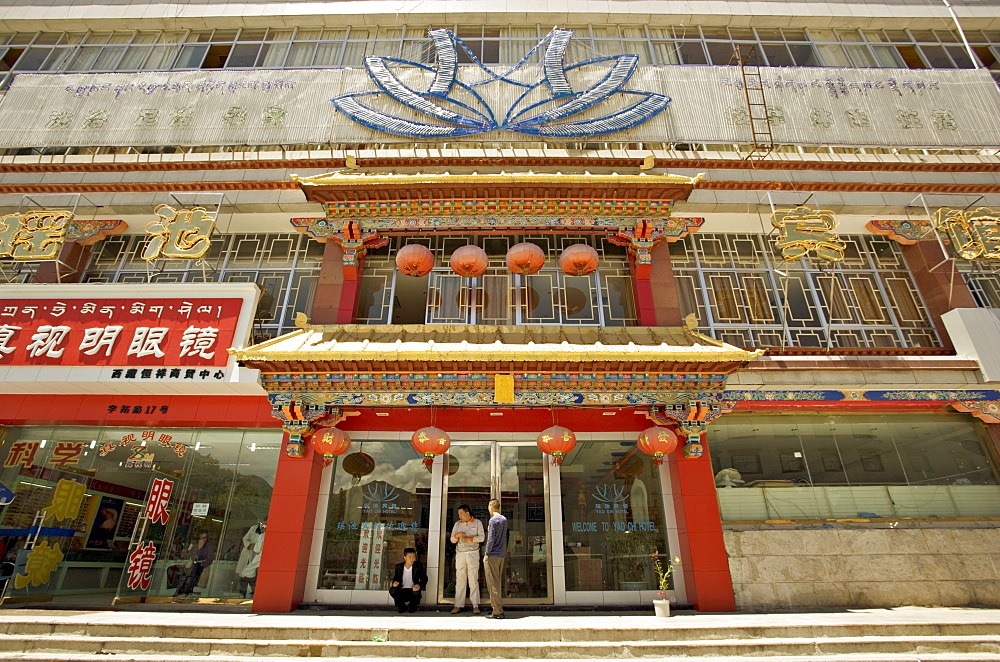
[670,233,940,349]
[81,232,322,343]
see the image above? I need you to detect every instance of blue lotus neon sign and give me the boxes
[331,28,671,138]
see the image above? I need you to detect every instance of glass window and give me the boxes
[560,441,674,591]
[0,425,280,603]
[355,236,636,327]
[173,44,208,69]
[318,441,432,590]
[227,43,261,68]
[710,413,1000,521]
[677,41,708,65]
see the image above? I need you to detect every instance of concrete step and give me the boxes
[2,620,1000,642]
[0,634,997,658]
[2,655,1000,662]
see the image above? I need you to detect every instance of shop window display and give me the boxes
[710,413,1000,520]
[0,425,280,603]
[559,442,673,592]
[318,441,432,590]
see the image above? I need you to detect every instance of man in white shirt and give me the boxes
[449,504,485,614]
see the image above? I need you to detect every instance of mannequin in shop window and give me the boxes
[175,530,215,597]
[236,520,266,598]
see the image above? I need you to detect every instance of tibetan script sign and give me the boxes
[771,206,846,263]
[933,207,1000,261]
[1,66,999,148]
[0,210,73,261]
[0,296,242,367]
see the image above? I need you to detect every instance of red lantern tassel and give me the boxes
[422,456,434,468]
[550,454,563,466]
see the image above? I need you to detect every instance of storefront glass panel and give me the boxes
[559,441,674,591]
[0,425,280,604]
[439,442,550,605]
[318,441,432,590]
[710,413,1000,520]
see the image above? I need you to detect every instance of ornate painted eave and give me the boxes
[231,319,762,370]
[291,171,705,204]
[233,320,762,409]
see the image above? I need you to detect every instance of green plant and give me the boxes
[651,552,681,593]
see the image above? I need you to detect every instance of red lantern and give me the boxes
[637,426,679,465]
[559,243,599,276]
[536,425,577,465]
[411,426,451,467]
[310,426,351,459]
[450,245,488,278]
[396,244,435,277]
[506,242,545,275]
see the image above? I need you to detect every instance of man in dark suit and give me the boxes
[389,547,427,613]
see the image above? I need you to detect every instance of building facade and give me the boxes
[0,0,999,613]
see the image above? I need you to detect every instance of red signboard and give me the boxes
[0,298,241,367]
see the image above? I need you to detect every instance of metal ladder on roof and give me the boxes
[730,45,773,161]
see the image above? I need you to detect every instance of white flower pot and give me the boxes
[653,599,671,617]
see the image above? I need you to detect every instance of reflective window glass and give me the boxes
[560,441,675,591]
[318,441,432,590]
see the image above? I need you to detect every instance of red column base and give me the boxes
[252,435,326,613]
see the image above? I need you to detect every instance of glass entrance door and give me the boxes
[439,442,551,605]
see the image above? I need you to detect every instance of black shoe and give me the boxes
[397,607,406,613]
[408,606,418,613]
[486,612,505,619]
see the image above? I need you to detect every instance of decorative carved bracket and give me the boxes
[608,217,704,278]
[951,400,1000,424]
[646,399,735,458]
[866,218,935,245]
[66,219,127,246]
[290,217,388,278]
[270,400,343,458]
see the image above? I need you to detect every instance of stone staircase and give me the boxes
[0,607,998,661]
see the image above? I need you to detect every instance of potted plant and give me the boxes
[651,551,680,617]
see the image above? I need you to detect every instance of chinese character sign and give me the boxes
[145,477,174,525]
[13,540,64,589]
[126,541,158,590]
[44,479,86,523]
[141,205,216,261]
[934,207,1000,261]
[771,206,846,263]
[0,297,241,367]
[0,210,73,261]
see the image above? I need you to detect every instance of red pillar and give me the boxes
[900,241,978,348]
[648,242,684,326]
[308,240,364,325]
[31,242,91,283]
[631,242,684,327]
[668,434,736,612]
[310,241,347,324]
[252,433,326,613]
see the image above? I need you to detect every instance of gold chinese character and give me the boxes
[44,478,85,523]
[141,204,215,261]
[934,207,1000,261]
[13,541,64,589]
[0,210,73,261]
[771,206,846,263]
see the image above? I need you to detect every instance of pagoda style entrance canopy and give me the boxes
[231,314,762,451]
